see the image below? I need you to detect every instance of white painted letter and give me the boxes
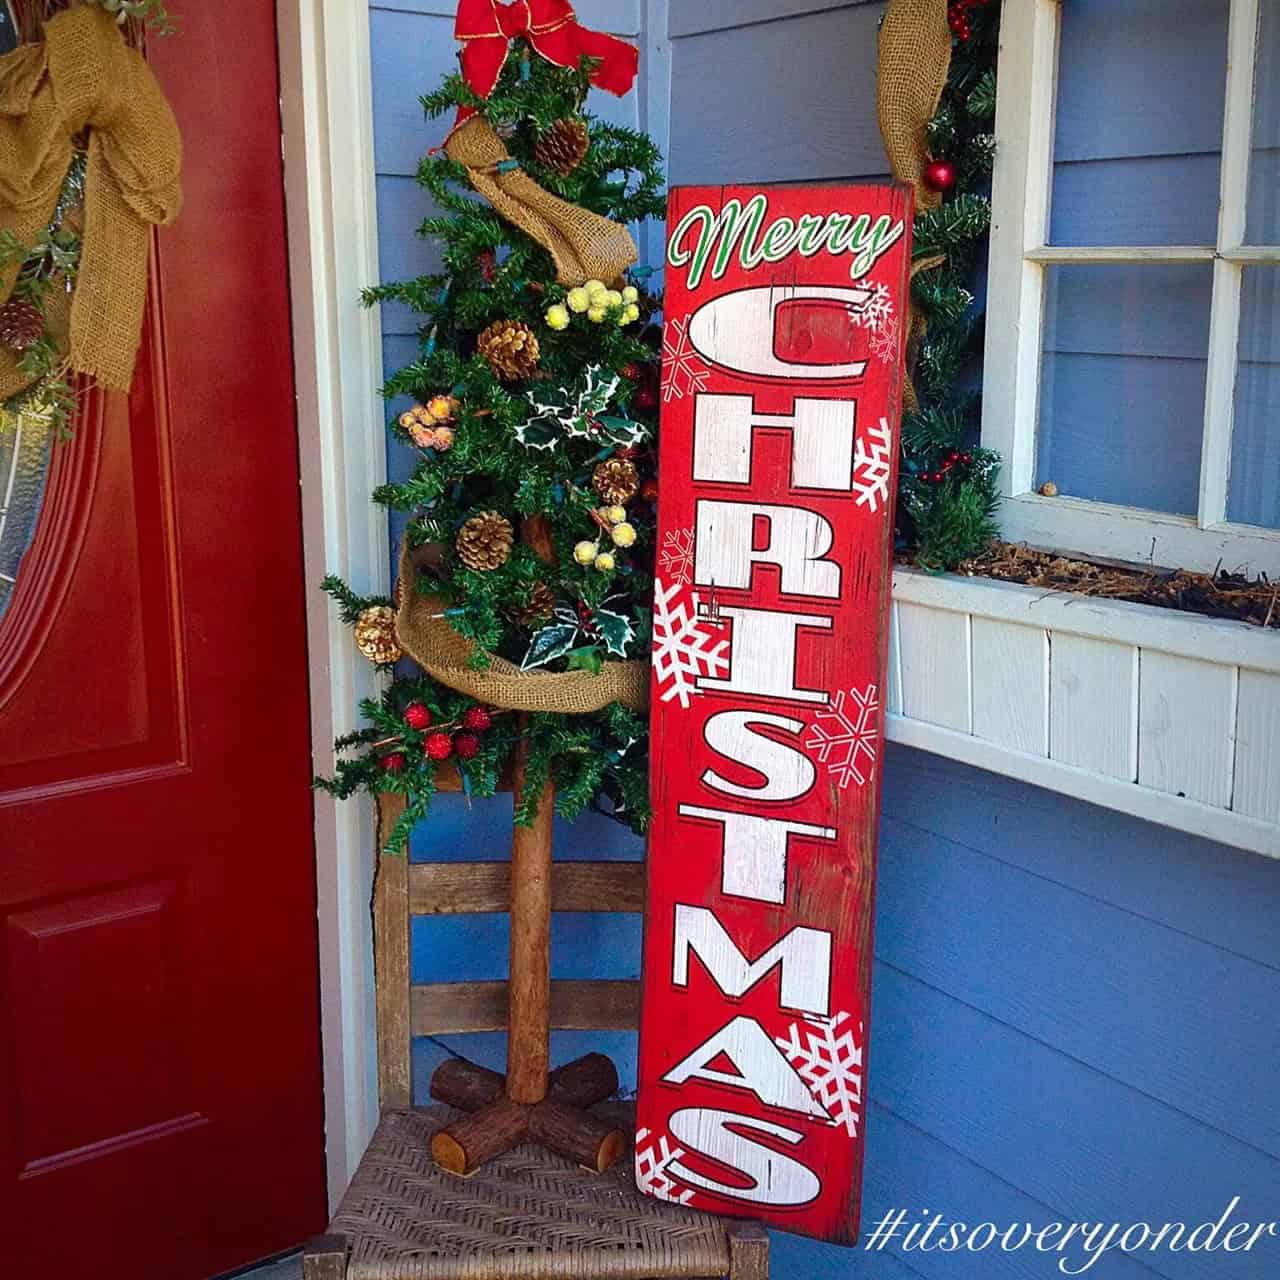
[668,1107,821,1207]
[688,285,870,380]
[698,604,833,704]
[672,904,832,1013]
[677,808,837,905]
[695,500,840,599]
[702,710,815,803]
[693,393,857,491]
[663,1015,829,1118]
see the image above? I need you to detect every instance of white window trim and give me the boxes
[983,0,1280,578]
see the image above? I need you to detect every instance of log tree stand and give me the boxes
[428,517,626,1177]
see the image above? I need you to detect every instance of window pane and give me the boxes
[1227,268,1280,528]
[0,407,54,623]
[1036,265,1211,515]
[1049,0,1228,246]
[1247,0,1280,243]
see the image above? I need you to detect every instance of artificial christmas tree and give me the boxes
[318,12,665,1177]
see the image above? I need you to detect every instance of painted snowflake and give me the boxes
[853,282,895,334]
[635,1128,695,1205]
[806,683,880,789]
[853,417,894,514]
[869,319,900,366]
[776,1012,865,1138]
[662,315,711,402]
[658,526,695,585]
[651,577,730,709]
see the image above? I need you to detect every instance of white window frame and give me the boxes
[983,0,1280,578]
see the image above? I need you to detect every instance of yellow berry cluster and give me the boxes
[399,395,459,452]
[545,279,641,332]
[573,505,637,574]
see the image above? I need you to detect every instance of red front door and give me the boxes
[0,8,327,1276]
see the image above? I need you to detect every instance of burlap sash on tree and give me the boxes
[445,116,636,287]
[0,4,182,399]
[876,0,952,407]
[395,540,649,715]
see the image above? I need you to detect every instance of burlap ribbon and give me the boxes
[396,540,648,715]
[445,115,635,287]
[877,0,953,408]
[0,4,182,399]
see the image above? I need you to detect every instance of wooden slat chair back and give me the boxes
[305,783,770,1280]
[373,782,643,1110]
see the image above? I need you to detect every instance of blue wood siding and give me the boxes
[367,2,1280,1272]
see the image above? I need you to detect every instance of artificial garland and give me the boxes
[880,0,1002,570]
[318,35,665,852]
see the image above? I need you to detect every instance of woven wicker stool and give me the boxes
[305,792,769,1280]
[305,1105,766,1280]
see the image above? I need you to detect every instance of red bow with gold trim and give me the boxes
[455,0,638,121]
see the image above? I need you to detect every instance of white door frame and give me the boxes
[277,0,387,1210]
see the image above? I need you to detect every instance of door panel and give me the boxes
[0,6,327,1276]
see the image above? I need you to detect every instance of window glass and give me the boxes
[0,408,54,622]
[1037,264,1211,514]
[1049,0,1229,246]
[1227,267,1280,528]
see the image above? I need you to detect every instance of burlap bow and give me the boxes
[396,540,648,715]
[877,0,952,407]
[445,115,636,287]
[0,4,182,398]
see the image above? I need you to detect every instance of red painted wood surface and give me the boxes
[0,10,327,1275]
[636,184,912,1244]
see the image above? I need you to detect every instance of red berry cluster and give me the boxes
[381,703,495,771]
[920,450,974,485]
[947,0,990,41]
[576,600,600,638]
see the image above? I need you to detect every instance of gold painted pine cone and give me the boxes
[534,117,590,176]
[476,318,540,382]
[354,605,402,665]
[593,457,640,504]
[457,511,514,571]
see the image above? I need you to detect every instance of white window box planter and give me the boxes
[887,569,1280,859]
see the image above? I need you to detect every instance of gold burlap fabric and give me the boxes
[396,541,649,715]
[445,116,635,287]
[877,0,953,408]
[0,4,182,398]
[877,0,952,212]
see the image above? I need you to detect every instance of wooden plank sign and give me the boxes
[636,183,913,1244]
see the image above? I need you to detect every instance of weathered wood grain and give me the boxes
[411,980,641,1035]
[374,793,411,1109]
[409,860,645,914]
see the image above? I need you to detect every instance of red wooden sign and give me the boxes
[636,183,913,1244]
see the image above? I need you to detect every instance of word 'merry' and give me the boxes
[637,183,913,1245]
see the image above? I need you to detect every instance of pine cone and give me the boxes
[477,319,540,382]
[457,511,514,572]
[354,605,402,664]
[534,117,590,176]
[507,580,556,626]
[593,457,640,504]
[0,299,44,352]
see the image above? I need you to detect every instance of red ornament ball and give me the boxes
[404,702,432,730]
[425,732,454,761]
[635,384,658,411]
[380,753,407,773]
[923,159,958,193]
[454,732,481,761]
[462,706,492,732]
[640,478,659,502]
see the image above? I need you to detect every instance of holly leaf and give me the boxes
[521,622,579,670]
[565,646,604,675]
[593,607,635,657]
[596,415,650,447]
